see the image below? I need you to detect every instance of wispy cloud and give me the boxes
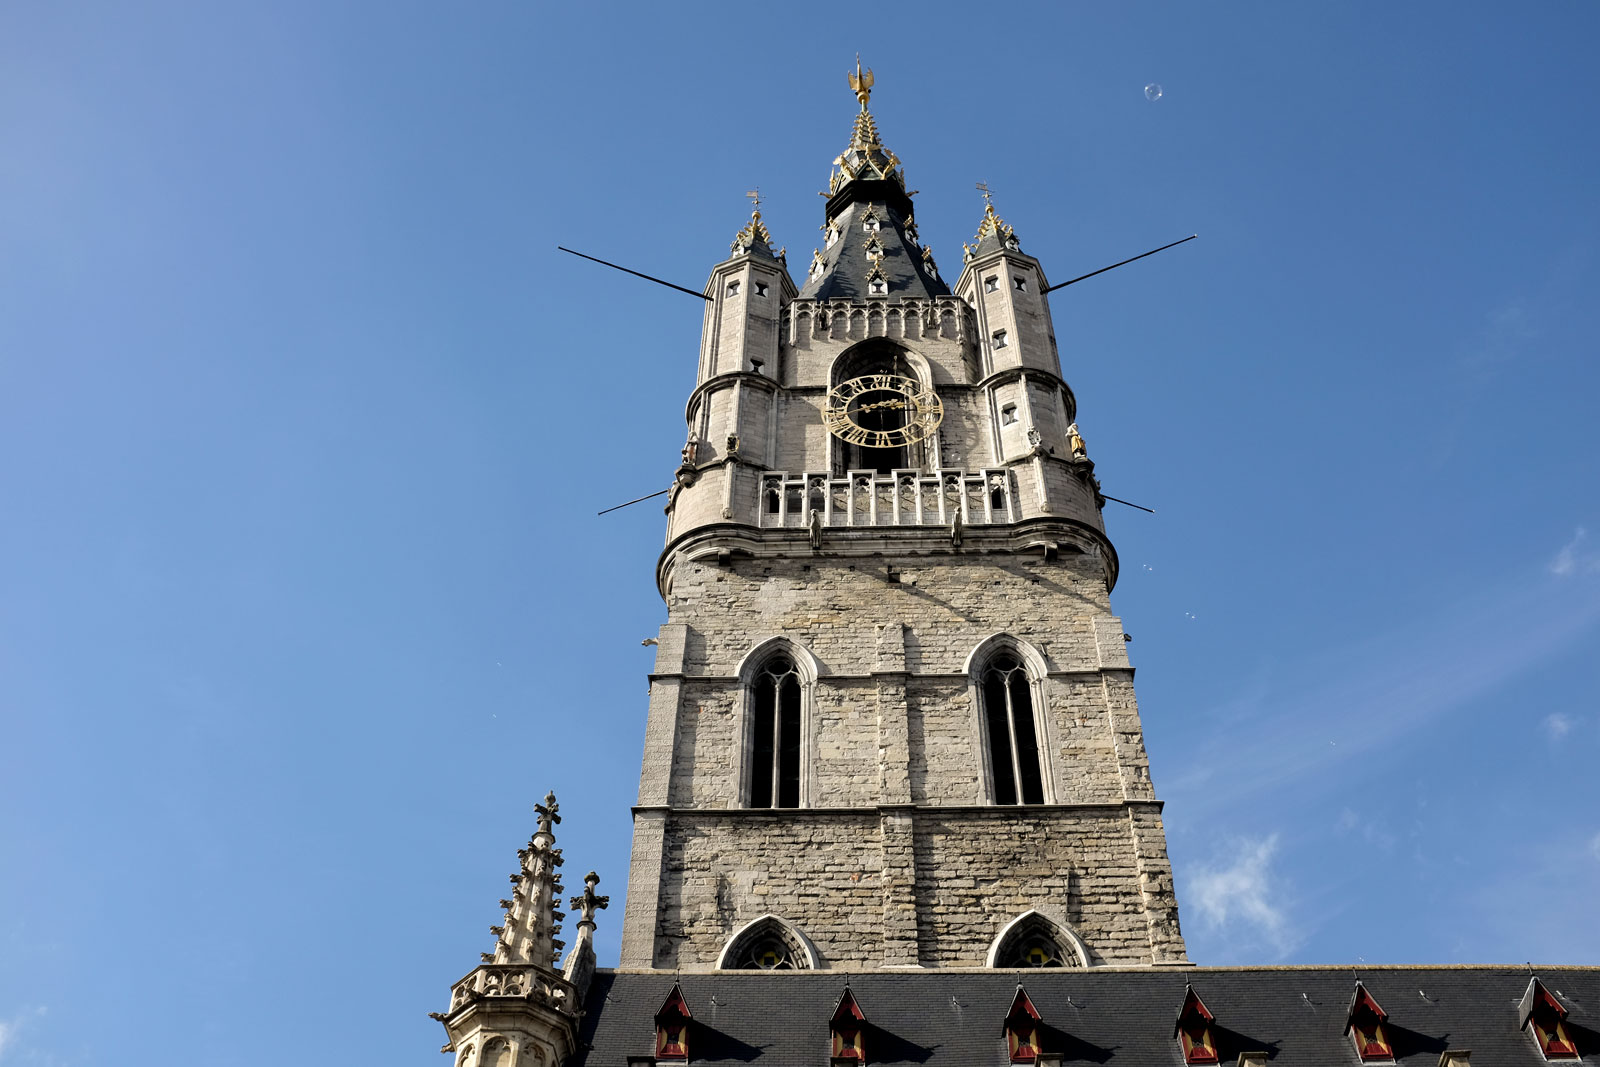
[1187,834,1300,959]
[1163,556,1600,816]
[1543,713,1575,740]
[1551,528,1600,578]
[0,1007,47,1062]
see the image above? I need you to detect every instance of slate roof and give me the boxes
[573,966,1600,1067]
[798,192,949,302]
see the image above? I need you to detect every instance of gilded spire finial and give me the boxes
[849,54,874,110]
[972,184,1020,251]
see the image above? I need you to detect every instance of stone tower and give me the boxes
[618,65,1187,972]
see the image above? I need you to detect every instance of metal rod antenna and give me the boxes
[558,247,712,301]
[597,487,672,516]
[1043,234,1198,293]
[1102,494,1155,514]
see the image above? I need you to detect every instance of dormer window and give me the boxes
[655,985,693,1062]
[862,208,881,233]
[993,329,1009,349]
[1520,978,1580,1060]
[826,225,841,248]
[1002,404,1018,426]
[727,280,740,297]
[755,281,769,297]
[830,989,867,1063]
[869,279,887,295]
[1003,988,1043,1063]
[1345,983,1395,1062]
[1174,987,1219,1065]
[985,276,1000,293]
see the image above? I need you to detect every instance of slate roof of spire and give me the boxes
[572,966,1600,1067]
[799,64,949,301]
[799,197,949,301]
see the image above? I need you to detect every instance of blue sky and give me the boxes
[3,2,1598,1063]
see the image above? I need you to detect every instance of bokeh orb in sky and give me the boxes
[1144,82,1163,102]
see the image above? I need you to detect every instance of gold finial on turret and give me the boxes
[848,54,874,110]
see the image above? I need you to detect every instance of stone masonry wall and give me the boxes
[625,548,1188,969]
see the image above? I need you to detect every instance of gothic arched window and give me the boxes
[986,910,1087,969]
[717,914,818,971]
[982,654,1044,804]
[968,637,1053,806]
[749,654,802,808]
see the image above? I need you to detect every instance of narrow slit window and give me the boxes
[749,656,802,807]
[982,653,1045,805]
[993,329,1009,349]
[1002,404,1019,426]
[985,276,1000,293]
[755,281,769,297]
[727,280,741,296]
[1014,276,1028,291]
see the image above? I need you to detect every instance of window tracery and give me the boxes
[987,910,1086,969]
[748,655,801,808]
[717,915,817,971]
[980,652,1046,805]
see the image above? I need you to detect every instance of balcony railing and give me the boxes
[758,469,1015,529]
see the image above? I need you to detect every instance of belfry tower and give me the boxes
[619,65,1187,972]
[435,63,1600,1067]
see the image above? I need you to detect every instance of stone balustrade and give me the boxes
[758,468,1015,529]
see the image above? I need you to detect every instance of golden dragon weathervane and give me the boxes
[849,54,874,109]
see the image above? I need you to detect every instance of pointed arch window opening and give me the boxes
[829,343,933,475]
[717,914,819,971]
[749,656,802,808]
[982,653,1046,805]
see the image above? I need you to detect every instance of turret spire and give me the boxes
[968,183,1022,259]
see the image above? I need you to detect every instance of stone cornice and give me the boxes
[630,800,1165,817]
[656,518,1119,599]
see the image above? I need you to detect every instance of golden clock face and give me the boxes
[823,374,943,448]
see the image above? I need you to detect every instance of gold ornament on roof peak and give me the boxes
[730,208,775,256]
[827,58,906,195]
[973,198,1019,249]
[849,54,874,110]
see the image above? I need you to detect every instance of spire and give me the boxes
[829,58,906,195]
[968,183,1022,259]
[729,209,776,258]
[488,790,567,970]
[801,61,946,300]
